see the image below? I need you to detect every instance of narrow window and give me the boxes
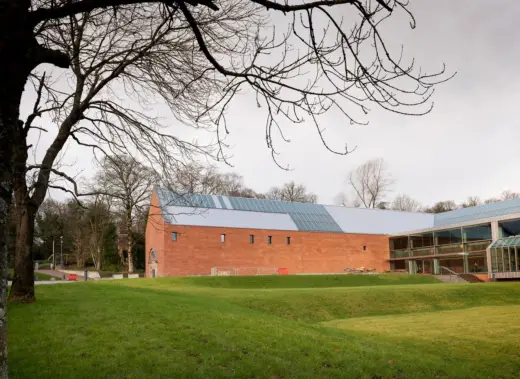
[267,236,272,244]
[286,236,291,245]
[250,235,255,244]
[362,245,367,251]
[221,234,226,243]
[172,232,178,241]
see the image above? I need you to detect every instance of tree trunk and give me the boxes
[8,204,36,303]
[127,209,134,273]
[1,2,37,373]
[0,158,13,379]
[96,245,102,271]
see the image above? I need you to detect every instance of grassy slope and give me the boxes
[153,274,440,288]
[8,275,520,379]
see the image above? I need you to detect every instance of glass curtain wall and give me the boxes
[490,236,520,273]
[389,223,492,274]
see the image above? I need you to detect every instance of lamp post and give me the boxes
[52,237,56,270]
[60,235,63,269]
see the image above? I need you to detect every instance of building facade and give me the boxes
[146,188,520,279]
[390,200,520,280]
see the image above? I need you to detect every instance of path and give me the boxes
[36,269,65,279]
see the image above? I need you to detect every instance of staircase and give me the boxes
[458,273,484,283]
[436,275,468,283]
[434,267,483,283]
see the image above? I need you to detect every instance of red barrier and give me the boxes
[277,268,289,275]
[68,274,77,281]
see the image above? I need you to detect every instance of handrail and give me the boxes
[439,266,459,276]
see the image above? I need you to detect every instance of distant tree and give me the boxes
[85,195,114,271]
[424,200,458,214]
[391,194,423,212]
[34,200,66,262]
[484,198,501,204]
[461,196,481,208]
[349,159,393,208]
[96,155,157,273]
[170,163,261,198]
[265,182,317,203]
[501,190,520,200]
[333,192,349,207]
[62,200,90,268]
[131,231,146,271]
[102,223,119,270]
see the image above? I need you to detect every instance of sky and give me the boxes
[22,0,520,208]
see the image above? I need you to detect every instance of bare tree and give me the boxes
[170,163,261,198]
[265,181,317,203]
[86,194,114,271]
[423,200,458,214]
[461,196,481,208]
[349,159,392,208]
[0,0,451,373]
[333,192,349,207]
[391,194,422,212]
[501,190,520,201]
[10,3,256,301]
[96,155,157,273]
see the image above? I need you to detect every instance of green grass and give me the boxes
[34,272,61,281]
[149,273,440,289]
[8,275,520,378]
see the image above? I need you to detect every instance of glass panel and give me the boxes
[500,219,520,237]
[390,237,408,251]
[410,232,434,248]
[467,240,491,253]
[437,244,463,255]
[391,250,409,258]
[468,255,487,273]
[435,228,462,245]
[439,257,464,273]
[463,224,492,242]
[411,247,435,257]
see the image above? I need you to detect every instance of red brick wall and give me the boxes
[146,220,390,277]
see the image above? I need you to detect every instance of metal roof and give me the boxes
[155,189,520,235]
[325,206,434,235]
[434,198,520,227]
[156,188,434,234]
[157,189,343,233]
[162,206,299,231]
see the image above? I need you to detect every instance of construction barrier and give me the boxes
[68,274,77,281]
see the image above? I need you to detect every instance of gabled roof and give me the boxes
[155,188,520,235]
[155,188,434,235]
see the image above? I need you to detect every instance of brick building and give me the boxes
[145,188,431,277]
[146,188,520,279]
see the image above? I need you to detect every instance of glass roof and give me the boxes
[159,190,343,233]
[490,236,520,248]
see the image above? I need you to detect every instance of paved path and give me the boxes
[37,269,65,278]
[8,280,76,286]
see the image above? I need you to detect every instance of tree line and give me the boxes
[336,158,519,213]
[7,157,318,277]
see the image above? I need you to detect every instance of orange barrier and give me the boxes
[68,274,77,281]
[277,268,289,275]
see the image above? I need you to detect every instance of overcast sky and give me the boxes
[24,0,520,208]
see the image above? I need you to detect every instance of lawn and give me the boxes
[8,275,520,378]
